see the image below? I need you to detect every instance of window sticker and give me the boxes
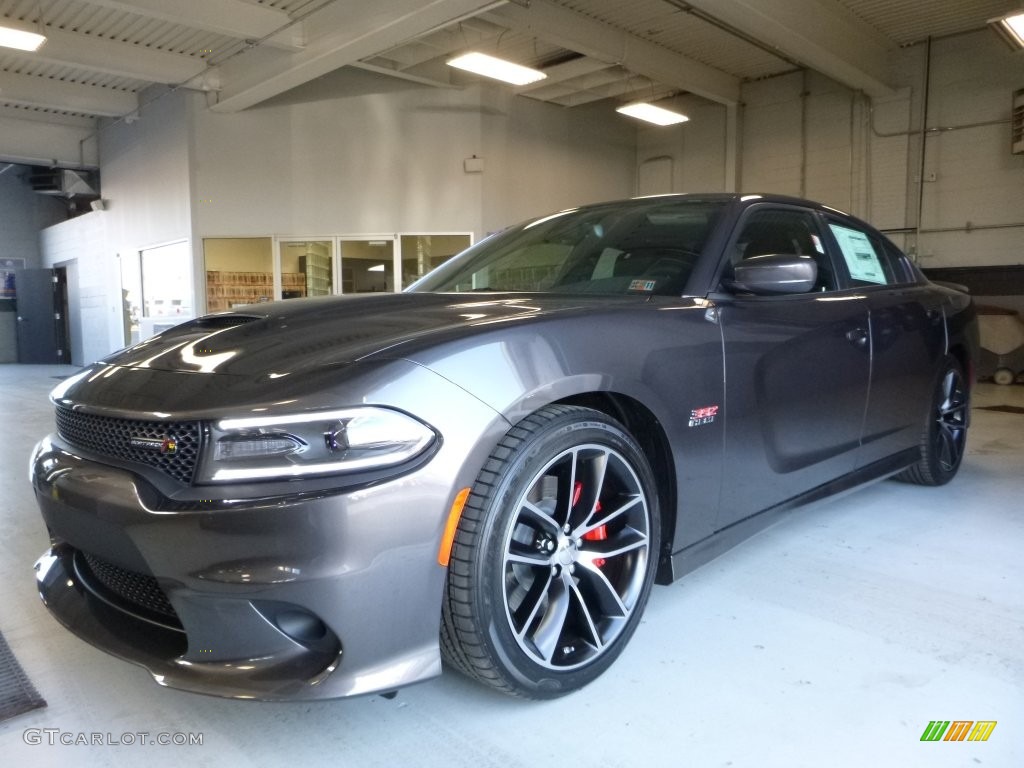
[829,224,886,284]
[628,279,657,292]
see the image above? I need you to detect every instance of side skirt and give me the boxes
[655,448,919,584]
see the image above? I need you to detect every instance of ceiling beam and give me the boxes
[680,0,896,97]
[0,72,137,116]
[76,0,304,50]
[370,17,505,71]
[0,111,99,168]
[0,105,96,130]
[31,29,208,85]
[517,56,612,93]
[351,60,460,89]
[210,0,506,112]
[489,0,740,105]
[539,77,666,108]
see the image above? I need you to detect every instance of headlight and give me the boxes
[197,407,435,483]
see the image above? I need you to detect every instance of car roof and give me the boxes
[558,192,853,218]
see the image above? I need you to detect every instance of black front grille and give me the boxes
[55,406,201,484]
[77,551,181,628]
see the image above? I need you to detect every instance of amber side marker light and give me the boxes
[438,487,472,567]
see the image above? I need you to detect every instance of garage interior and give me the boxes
[1,0,1022,764]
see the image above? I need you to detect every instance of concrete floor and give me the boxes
[1,363,1021,768]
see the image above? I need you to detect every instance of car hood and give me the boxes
[102,293,611,377]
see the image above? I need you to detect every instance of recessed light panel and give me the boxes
[616,102,690,126]
[447,52,547,86]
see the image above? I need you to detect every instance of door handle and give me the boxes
[846,328,869,348]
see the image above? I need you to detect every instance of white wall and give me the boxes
[190,72,635,238]
[191,71,487,237]
[479,90,636,232]
[635,98,730,195]
[635,30,1024,268]
[911,32,1024,267]
[190,71,636,303]
[40,211,118,366]
[99,87,193,255]
[36,87,194,365]
[38,71,637,359]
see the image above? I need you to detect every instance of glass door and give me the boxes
[338,238,398,294]
[399,234,472,288]
[277,239,335,300]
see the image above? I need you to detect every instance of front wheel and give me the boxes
[896,356,969,485]
[441,405,660,698]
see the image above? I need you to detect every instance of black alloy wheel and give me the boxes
[898,356,969,485]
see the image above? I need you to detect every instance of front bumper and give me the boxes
[30,425,497,700]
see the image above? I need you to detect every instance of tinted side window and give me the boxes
[826,218,898,287]
[730,208,837,291]
[882,239,919,284]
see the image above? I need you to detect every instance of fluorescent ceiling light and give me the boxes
[367,264,386,272]
[989,12,1024,49]
[447,52,546,86]
[616,102,690,126]
[0,21,47,52]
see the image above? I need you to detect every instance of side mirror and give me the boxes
[728,254,818,295]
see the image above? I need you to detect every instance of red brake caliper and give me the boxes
[573,482,607,567]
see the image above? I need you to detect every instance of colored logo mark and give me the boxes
[687,404,719,428]
[920,720,997,742]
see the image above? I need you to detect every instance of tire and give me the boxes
[992,367,1014,386]
[896,356,969,486]
[441,405,660,698]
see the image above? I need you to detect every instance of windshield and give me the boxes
[410,198,727,297]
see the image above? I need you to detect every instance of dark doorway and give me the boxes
[14,269,69,364]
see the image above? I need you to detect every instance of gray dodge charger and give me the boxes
[30,193,978,700]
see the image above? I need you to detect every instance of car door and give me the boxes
[821,215,947,468]
[713,205,871,530]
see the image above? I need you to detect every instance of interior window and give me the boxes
[730,208,837,291]
[827,220,897,286]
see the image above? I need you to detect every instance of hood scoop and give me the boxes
[189,314,265,330]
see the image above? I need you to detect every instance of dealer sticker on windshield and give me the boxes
[628,279,657,292]
[688,405,719,427]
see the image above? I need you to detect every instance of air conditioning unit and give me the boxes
[28,168,98,198]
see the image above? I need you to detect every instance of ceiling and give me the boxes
[0,0,1018,130]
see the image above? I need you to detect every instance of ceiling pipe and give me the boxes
[914,35,931,255]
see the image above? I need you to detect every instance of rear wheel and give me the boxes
[441,405,659,698]
[897,356,969,485]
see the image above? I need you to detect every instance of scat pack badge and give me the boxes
[688,405,719,428]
